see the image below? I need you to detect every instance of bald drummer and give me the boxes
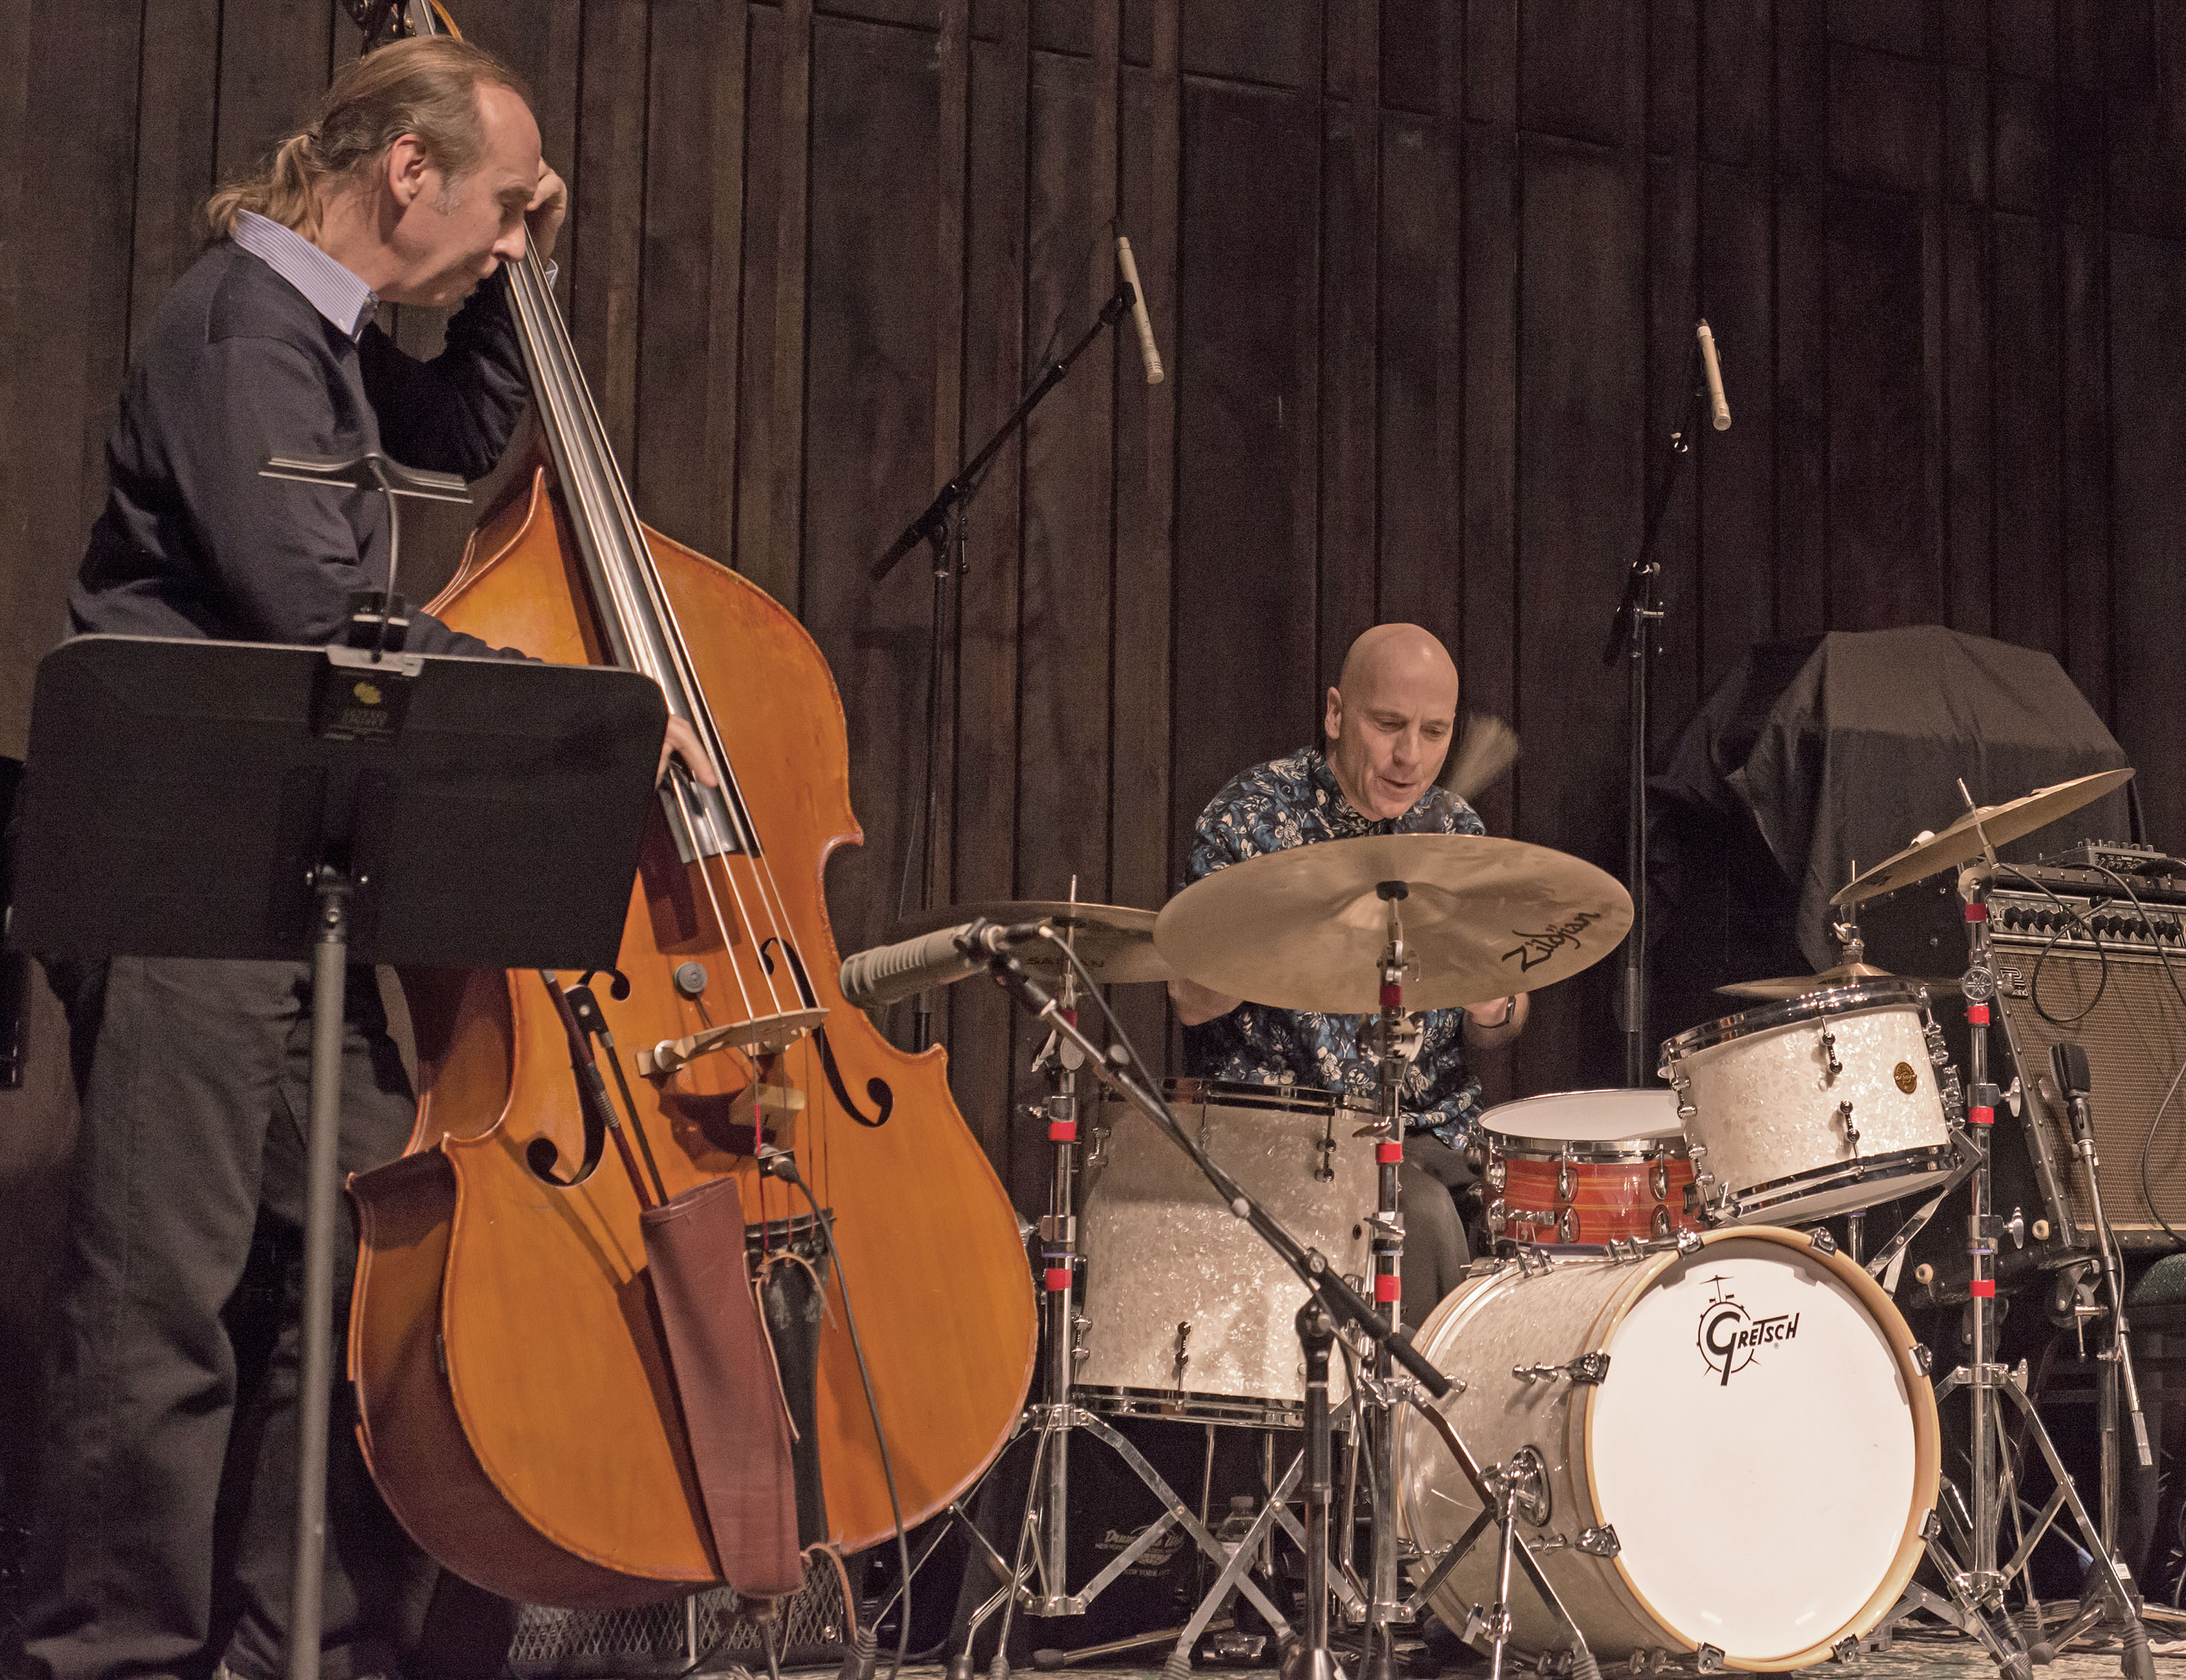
[1169,623,1528,1325]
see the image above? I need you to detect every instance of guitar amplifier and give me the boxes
[1861,844,2186,1251]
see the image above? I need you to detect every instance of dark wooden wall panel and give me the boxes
[1171,78,1322,829]
[7,1,2186,1356]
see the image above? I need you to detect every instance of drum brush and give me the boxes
[1441,712,1519,802]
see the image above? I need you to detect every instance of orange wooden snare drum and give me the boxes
[1475,1089,1700,1245]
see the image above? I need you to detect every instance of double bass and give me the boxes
[347,2,1036,1606]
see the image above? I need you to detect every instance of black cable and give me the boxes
[1991,865,2112,1025]
[759,1148,914,1680]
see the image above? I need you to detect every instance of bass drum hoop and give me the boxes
[1578,1227,1940,1668]
[1658,976,1935,1067]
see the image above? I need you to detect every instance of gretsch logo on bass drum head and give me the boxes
[1695,1275,1800,1386]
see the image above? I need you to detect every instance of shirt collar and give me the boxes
[232,210,379,340]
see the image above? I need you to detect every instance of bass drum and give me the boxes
[1396,1228,1937,1671]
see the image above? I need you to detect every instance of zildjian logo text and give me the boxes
[1501,910,1606,972]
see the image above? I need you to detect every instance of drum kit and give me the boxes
[854,769,2153,1680]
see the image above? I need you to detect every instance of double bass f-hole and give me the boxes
[761,932,892,1128]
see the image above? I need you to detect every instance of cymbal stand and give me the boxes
[1358,884,1419,1680]
[1877,799,2152,1680]
[969,934,1607,1680]
[928,945,1297,1680]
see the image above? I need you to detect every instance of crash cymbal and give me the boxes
[890,899,1174,985]
[1154,833,1632,1014]
[1714,962,1961,1002]
[1831,768,2134,907]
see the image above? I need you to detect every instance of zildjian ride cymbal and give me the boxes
[890,899,1174,985]
[1153,832,1632,1014]
[1831,768,2135,908]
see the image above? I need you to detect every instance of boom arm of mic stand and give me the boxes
[977,943,1452,1400]
[873,284,1137,583]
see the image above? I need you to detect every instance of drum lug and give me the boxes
[1836,1099,1861,1165]
[1512,1352,1609,1386]
[1649,1158,1669,1202]
[1831,1636,1860,1665]
[1674,1228,1703,1255]
[1910,1341,1933,1376]
[1557,1208,1578,1243]
[1556,1155,1576,1202]
[1575,1524,1620,1559]
[1651,1205,1671,1240]
[1807,1225,1839,1257]
[1695,1642,1725,1673]
[1485,1156,1507,1194]
[1815,1020,1844,1086]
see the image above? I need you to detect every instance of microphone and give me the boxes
[2050,1040,2095,1142]
[1116,235,1165,386]
[1696,319,1730,431]
[839,918,1051,1010]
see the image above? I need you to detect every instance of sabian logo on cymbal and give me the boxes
[1501,910,1605,972]
[1696,1275,1799,1386]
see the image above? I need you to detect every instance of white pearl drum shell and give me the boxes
[1396,1230,1937,1670]
[1669,1000,1951,1222]
[1077,1086,1375,1415]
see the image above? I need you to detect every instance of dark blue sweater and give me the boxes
[70,240,531,656]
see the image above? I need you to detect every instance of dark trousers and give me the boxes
[25,957,429,1680]
[1398,1135,1475,1330]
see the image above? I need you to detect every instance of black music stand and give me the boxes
[7,634,665,1680]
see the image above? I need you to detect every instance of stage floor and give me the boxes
[799,1640,2186,1680]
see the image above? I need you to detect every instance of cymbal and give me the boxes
[890,899,1174,985]
[1154,833,1632,1014]
[1831,768,2134,907]
[1714,962,1961,1002]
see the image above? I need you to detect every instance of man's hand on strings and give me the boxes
[660,716,721,789]
[525,159,569,264]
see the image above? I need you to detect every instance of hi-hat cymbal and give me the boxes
[1831,768,2134,907]
[890,899,1173,985]
[1154,833,1632,1014]
[1715,962,1960,1002]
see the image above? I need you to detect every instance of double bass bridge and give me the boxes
[637,1006,828,1079]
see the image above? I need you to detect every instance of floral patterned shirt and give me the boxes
[1179,745,1488,1147]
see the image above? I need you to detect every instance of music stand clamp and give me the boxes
[8,634,666,1680]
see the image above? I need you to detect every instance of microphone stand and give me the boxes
[875,282,1138,1051]
[1604,336,1706,1089]
[972,936,1606,1680]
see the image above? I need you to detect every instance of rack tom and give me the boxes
[1475,1089,1698,1246]
[1658,977,1956,1226]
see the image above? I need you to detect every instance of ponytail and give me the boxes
[205,36,527,240]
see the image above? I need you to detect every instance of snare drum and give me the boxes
[1397,1227,1937,1669]
[1078,1078,1375,1426]
[1475,1089,1698,1245]
[1658,977,1956,1226]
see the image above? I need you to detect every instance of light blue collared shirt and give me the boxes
[232,209,379,339]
